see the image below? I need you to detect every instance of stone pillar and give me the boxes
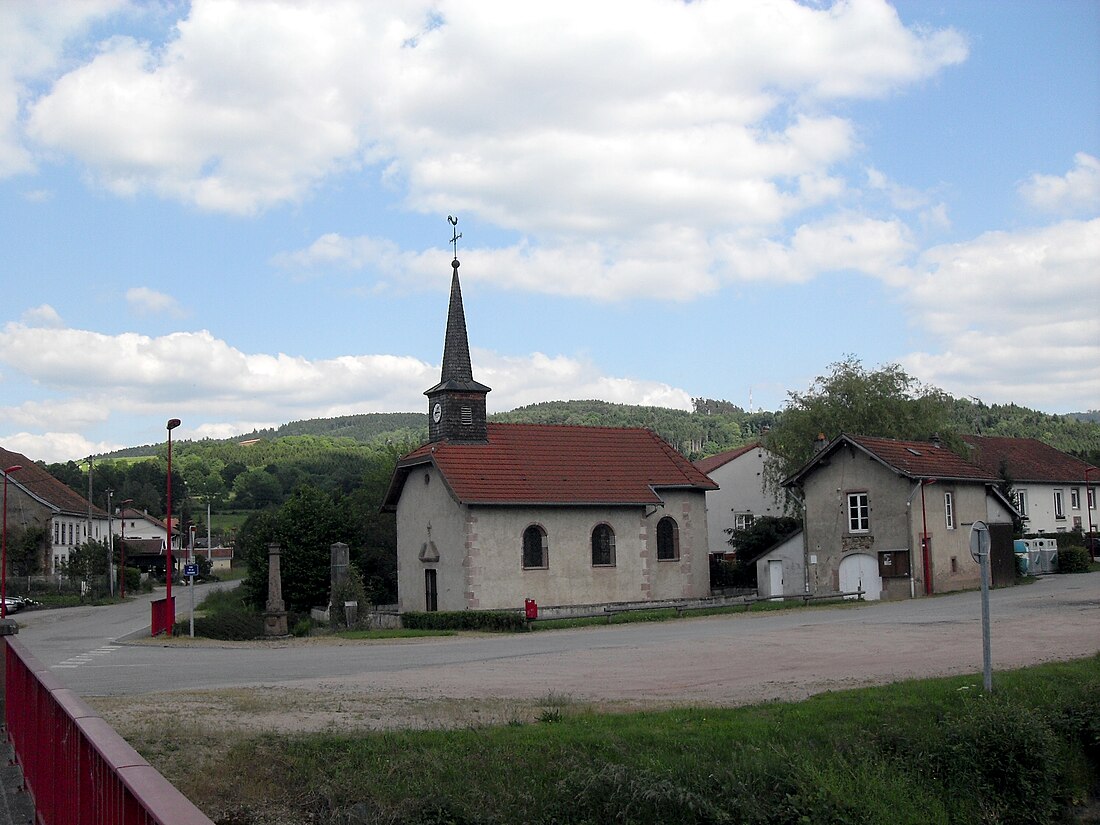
[264,543,288,637]
[330,542,349,592]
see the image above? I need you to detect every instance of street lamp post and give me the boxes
[2,465,23,620]
[165,418,181,633]
[119,498,133,598]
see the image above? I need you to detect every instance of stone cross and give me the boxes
[264,542,288,637]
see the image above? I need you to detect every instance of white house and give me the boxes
[0,446,110,574]
[963,435,1098,535]
[693,443,796,557]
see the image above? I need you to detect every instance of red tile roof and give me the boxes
[785,433,998,486]
[963,435,1097,483]
[0,446,107,517]
[693,443,759,475]
[384,423,717,508]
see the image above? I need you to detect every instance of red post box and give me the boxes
[524,598,538,619]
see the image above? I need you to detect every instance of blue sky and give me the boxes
[0,0,1097,463]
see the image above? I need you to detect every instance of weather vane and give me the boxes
[447,215,461,261]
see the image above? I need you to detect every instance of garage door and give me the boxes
[839,553,881,601]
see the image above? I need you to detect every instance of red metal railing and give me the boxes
[4,636,213,825]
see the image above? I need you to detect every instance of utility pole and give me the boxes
[106,489,114,597]
[86,456,94,550]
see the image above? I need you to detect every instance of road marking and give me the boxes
[53,645,121,670]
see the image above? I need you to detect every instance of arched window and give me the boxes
[656,516,679,561]
[591,523,616,567]
[522,524,548,569]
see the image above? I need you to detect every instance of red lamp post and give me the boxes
[920,477,938,596]
[118,498,133,598]
[165,418,181,633]
[2,465,23,620]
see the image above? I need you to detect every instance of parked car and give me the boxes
[2,596,37,613]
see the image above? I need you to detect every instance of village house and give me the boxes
[963,435,1098,535]
[693,443,797,556]
[0,446,109,574]
[382,253,717,613]
[783,434,1017,600]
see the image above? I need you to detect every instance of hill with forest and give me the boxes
[99,397,1100,466]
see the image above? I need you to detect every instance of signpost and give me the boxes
[185,563,197,638]
[970,520,992,692]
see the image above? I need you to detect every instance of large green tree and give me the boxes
[763,357,960,486]
[239,485,358,612]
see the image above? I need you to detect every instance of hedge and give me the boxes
[401,610,528,632]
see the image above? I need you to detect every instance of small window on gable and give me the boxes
[847,492,869,533]
[591,523,616,566]
[656,516,679,561]
[522,524,548,569]
[734,513,754,531]
[1054,489,1065,519]
[460,406,473,425]
[944,491,956,530]
[1070,488,1080,510]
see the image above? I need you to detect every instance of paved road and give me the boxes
[13,574,1099,706]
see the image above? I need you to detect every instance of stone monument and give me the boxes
[264,542,288,637]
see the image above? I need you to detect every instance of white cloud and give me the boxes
[22,0,965,229]
[20,304,63,328]
[125,287,185,317]
[0,431,123,465]
[0,322,696,458]
[0,0,126,177]
[1019,153,1100,215]
[902,218,1100,410]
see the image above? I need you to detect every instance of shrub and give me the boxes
[401,610,528,632]
[174,609,264,640]
[329,565,369,629]
[911,694,1064,824]
[1058,544,1090,574]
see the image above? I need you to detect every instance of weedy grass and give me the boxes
[155,654,1100,825]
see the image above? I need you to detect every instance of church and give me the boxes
[382,238,717,614]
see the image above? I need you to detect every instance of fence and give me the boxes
[4,636,214,825]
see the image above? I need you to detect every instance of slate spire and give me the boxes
[440,258,475,385]
[425,217,490,443]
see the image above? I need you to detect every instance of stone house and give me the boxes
[382,254,717,613]
[962,435,1098,535]
[0,446,109,574]
[783,434,1016,600]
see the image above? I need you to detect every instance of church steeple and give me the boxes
[425,217,490,443]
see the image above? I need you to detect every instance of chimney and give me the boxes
[931,433,943,449]
[813,432,828,453]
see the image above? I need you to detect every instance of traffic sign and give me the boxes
[184,563,198,577]
[969,520,990,563]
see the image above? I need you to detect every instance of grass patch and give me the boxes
[146,655,1100,825]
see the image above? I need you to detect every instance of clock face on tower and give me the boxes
[432,402,442,423]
